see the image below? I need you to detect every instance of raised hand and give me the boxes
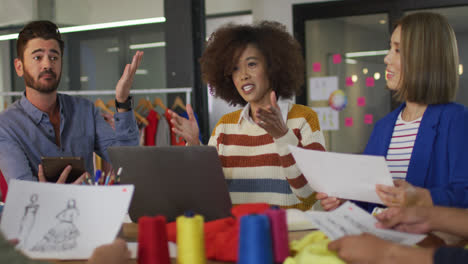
[255,91,288,139]
[115,51,144,103]
[168,104,200,146]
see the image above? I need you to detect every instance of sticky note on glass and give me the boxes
[357,97,366,107]
[366,77,375,87]
[333,54,342,64]
[364,114,373,124]
[345,117,353,127]
[345,77,354,86]
[313,62,321,72]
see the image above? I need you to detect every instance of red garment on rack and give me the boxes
[0,170,7,202]
[144,110,159,146]
[164,109,185,146]
[166,203,270,261]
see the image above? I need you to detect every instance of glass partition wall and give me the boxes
[9,22,168,108]
[294,0,468,153]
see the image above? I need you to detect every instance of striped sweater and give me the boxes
[208,102,326,210]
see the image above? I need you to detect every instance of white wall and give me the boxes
[55,0,164,25]
[0,0,335,31]
[252,0,334,33]
[0,0,36,27]
[206,0,252,15]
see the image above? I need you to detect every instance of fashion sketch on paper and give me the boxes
[31,199,80,251]
[17,193,39,250]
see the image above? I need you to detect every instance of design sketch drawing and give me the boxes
[17,194,39,250]
[31,199,80,252]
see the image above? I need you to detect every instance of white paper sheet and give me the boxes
[289,145,394,204]
[286,208,316,231]
[312,107,339,131]
[0,180,134,260]
[305,201,426,245]
[309,76,338,101]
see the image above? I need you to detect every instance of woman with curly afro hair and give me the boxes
[168,21,326,210]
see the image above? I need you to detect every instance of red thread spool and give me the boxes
[265,207,289,263]
[138,215,170,264]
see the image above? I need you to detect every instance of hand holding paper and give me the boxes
[304,201,426,245]
[289,145,394,204]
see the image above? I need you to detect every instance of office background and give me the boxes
[0,0,467,153]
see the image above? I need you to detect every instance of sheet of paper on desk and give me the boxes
[0,180,134,260]
[304,201,426,245]
[286,208,316,231]
[289,145,394,204]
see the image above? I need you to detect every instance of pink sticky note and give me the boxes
[364,114,373,124]
[366,77,375,87]
[357,96,366,107]
[345,117,353,127]
[312,62,321,72]
[333,54,342,64]
[345,77,354,86]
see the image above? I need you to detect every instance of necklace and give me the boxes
[402,105,426,122]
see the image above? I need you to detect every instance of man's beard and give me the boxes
[23,68,61,94]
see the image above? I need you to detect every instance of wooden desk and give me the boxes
[49,223,445,264]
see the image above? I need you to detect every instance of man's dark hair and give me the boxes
[16,20,64,60]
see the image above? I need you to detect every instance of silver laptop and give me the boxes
[108,146,232,222]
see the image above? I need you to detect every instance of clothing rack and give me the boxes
[0,87,193,105]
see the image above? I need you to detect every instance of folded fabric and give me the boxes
[166,203,271,261]
[285,231,345,264]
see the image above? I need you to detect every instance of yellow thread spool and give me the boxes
[176,212,206,264]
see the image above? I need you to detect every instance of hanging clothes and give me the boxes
[144,110,159,146]
[155,114,171,147]
[164,109,186,146]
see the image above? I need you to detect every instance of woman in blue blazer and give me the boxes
[318,12,468,212]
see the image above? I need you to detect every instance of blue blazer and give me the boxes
[362,103,468,210]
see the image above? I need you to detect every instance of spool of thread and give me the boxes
[238,214,273,264]
[138,215,170,264]
[265,207,289,263]
[176,211,206,264]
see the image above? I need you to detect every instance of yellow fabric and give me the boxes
[284,231,345,264]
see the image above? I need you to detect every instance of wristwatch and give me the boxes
[115,96,133,111]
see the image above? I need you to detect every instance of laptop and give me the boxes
[107,146,232,222]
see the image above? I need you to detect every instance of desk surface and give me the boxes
[50,223,445,264]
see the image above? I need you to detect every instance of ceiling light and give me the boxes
[374,72,381,80]
[107,47,120,53]
[129,42,165,50]
[346,50,388,58]
[363,68,368,74]
[460,64,463,75]
[0,17,165,42]
[136,69,148,75]
[379,19,386,24]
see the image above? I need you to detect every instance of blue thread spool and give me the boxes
[238,214,273,264]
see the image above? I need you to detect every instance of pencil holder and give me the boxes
[238,214,273,264]
[176,211,206,264]
[265,207,289,263]
[138,215,170,264]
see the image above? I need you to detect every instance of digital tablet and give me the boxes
[41,156,86,183]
